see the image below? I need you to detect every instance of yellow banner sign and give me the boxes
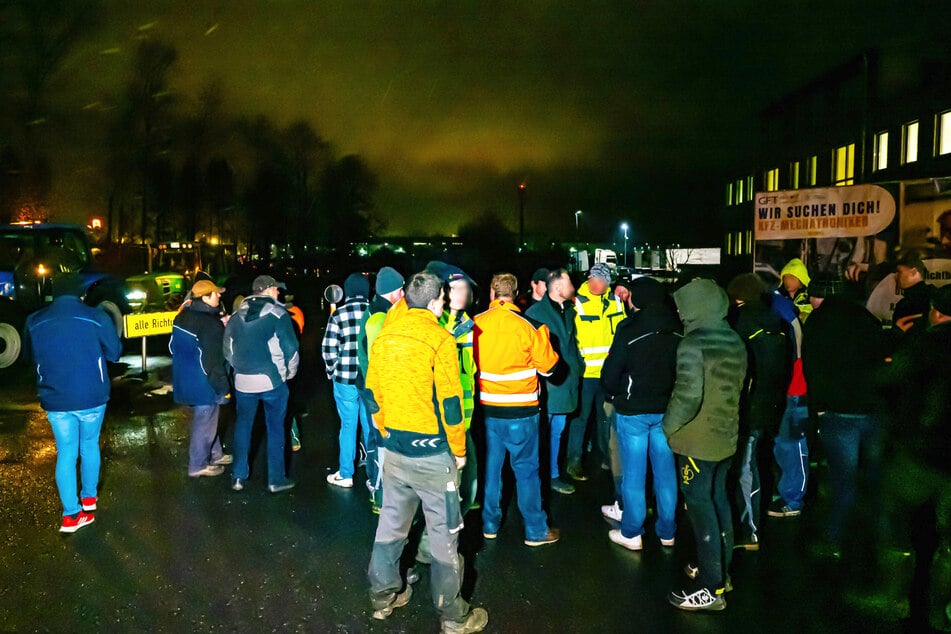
[754,184,896,240]
[123,311,178,338]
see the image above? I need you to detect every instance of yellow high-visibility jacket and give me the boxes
[574,281,626,379]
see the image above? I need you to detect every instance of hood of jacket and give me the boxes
[236,294,283,322]
[673,279,729,332]
[779,258,811,288]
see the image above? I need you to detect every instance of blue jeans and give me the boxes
[482,415,549,540]
[188,404,225,473]
[549,414,568,480]
[233,384,289,485]
[773,395,809,509]
[616,413,677,540]
[47,404,107,516]
[332,381,369,479]
[566,378,606,468]
[818,411,883,544]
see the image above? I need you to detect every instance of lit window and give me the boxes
[806,155,817,186]
[746,176,754,201]
[726,183,733,206]
[903,120,919,164]
[873,131,889,171]
[938,110,951,156]
[833,143,855,186]
[789,161,800,189]
[765,168,779,192]
[736,179,744,205]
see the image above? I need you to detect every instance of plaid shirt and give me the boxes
[321,297,369,384]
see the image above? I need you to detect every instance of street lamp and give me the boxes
[575,210,582,236]
[621,223,629,266]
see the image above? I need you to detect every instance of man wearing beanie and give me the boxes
[26,272,122,533]
[323,272,371,488]
[357,266,405,510]
[567,262,626,481]
[726,273,790,550]
[892,253,932,334]
[600,276,682,551]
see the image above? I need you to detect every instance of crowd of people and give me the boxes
[25,252,951,631]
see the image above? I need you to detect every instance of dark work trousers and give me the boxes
[678,455,734,591]
[566,378,607,469]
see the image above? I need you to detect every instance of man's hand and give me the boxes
[455,455,466,471]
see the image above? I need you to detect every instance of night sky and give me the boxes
[42,1,951,244]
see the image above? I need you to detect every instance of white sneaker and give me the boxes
[601,501,623,522]
[660,536,676,547]
[327,471,354,488]
[608,529,642,551]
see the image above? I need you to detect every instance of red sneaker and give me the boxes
[60,511,95,533]
[81,497,97,511]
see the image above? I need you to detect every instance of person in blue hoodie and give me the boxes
[25,272,122,533]
[170,279,233,478]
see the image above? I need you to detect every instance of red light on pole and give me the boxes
[90,218,103,230]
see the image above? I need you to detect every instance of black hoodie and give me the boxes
[601,278,682,415]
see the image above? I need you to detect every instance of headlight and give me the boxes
[36,264,48,276]
[125,289,147,301]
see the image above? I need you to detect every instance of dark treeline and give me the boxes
[0,1,378,258]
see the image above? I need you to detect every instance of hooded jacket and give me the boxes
[663,279,747,461]
[526,295,585,414]
[601,278,682,415]
[775,258,812,322]
[224,294,299,393]
[26,296,122,412]
[170,299,230,405]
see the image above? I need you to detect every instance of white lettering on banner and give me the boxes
[480,391,539,404]
[479,368,537,382]
[754,185,895,240]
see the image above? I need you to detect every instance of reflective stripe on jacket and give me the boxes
[574,281,626,379]
[473,299,559,408]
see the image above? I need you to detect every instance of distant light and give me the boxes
[519,183,526,190]
[90,218,103,230]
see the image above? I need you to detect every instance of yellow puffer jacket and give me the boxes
[365,308,466,458]
[574,280,626,378]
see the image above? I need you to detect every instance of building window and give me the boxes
[806,155,818,186]
[746,176,754,201]
[735,179,743,205]
[873,131,889,171]
[938,110,951,156]
[726,182,733,206]
[833,143,855,186]
[765,168,779,192]
[789,161,800,189]
[903,120,919,164]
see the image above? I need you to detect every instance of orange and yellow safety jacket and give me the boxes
[365,307,466,458]
[473,299,559,416]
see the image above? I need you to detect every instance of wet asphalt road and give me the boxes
[0,352,915,633]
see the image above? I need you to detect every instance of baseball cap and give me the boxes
[252,274,286,294]
[191,279,225,298]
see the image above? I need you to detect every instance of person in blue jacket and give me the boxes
[25,273,122,533]
[171,279,233,478]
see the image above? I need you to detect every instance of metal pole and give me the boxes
[518,183,526,251]
[140,336,148,378]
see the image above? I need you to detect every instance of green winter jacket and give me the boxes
[663,279,747,462]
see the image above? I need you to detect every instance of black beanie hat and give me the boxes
[344,273,370,299]
[629,277,666,310]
